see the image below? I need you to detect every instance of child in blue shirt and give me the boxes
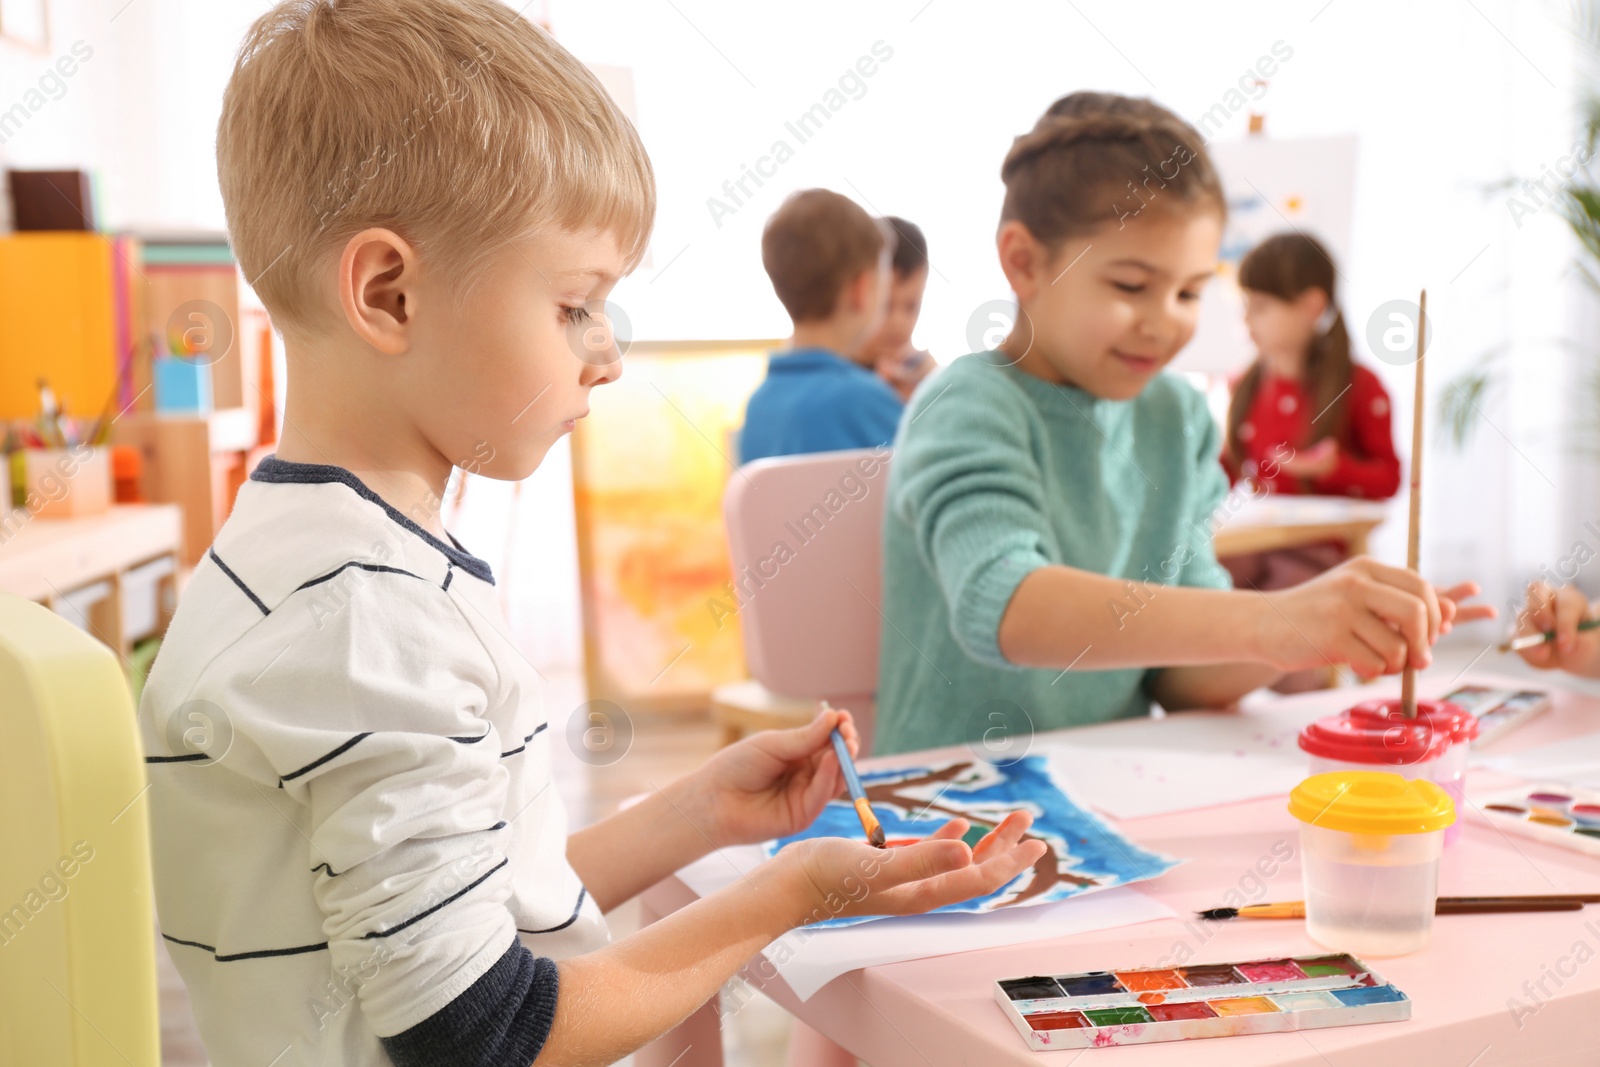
[739,189,903,463]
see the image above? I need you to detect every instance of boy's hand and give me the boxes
[1516,580,1600,676]
[764,812,1049,926]
[1256,557,1490,680]
[688,705,861,850]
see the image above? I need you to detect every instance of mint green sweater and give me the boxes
[873,353,1233,755]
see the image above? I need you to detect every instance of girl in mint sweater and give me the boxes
[874,92,1492,755]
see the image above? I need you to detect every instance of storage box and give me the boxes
[154,355,212,413]
[23,447,112,519]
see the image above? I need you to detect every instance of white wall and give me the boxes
[3,0,1592,665]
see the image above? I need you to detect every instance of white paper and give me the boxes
[1476,731,1600,788]
[1214,492,1390,531]
[676,843,1175,1000]
[765,888,1176,1000]
[1034,709,1322,819]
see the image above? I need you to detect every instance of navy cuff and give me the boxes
[380,940,559,1067]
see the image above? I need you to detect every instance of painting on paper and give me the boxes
[767,755,1180,928]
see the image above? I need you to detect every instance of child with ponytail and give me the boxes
[1224,232,1401,498]
[1219,235,1402,657]
[872,92,1490,755]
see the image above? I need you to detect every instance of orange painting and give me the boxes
[571,340,774,713]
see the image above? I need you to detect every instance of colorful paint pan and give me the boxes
[995,953,1409,1051]
[1084,1006,1153,1026]
[999,977,1063,1001]
[1056,972,1121,996]
[1211,996,1277,1016]
[1114,968,1184,992]
[1269,991,1343,1010]
[1179,964,1243,986]
[1571,804,1600,826]
[1235,960,1307,983]
[1475,783,1600,858]
[1147,1001,1218,1021]
[1296,954,1364,977]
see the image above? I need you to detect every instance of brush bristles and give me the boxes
[1196,907,1239,920]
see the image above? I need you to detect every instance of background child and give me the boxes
[1220,233,1403,687]
[874,91,1490,755]
[1224,232,1402,500]
[142,5,1045,1065]
[738,189,903,463]
[859,215,936,401]
[1515,580,1600,676]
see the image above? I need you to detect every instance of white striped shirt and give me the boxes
[140,456,606,1066]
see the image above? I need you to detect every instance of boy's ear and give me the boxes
[844,264,878,315]
[338,228,417,356]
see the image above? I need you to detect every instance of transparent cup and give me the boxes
[1299,821,1444,957]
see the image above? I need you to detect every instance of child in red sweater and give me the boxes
[1221,233,1402,688]
[1223,232,1401,497]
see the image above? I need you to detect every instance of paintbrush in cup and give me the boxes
[1400,289,1427,719]
[822,701,886,849]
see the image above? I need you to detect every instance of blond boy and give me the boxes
[140,3,1041,1065]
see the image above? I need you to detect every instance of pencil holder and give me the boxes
[23,446,112,519]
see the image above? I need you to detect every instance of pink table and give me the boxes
[639,675,1600,1066]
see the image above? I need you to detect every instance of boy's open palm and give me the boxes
[773,812,1049,924]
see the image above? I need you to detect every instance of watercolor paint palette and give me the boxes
[1476,783,1600,857]
[1442,684,1550,746]
[994,954,1408,1050]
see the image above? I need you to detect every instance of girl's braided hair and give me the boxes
[1000,91,1226,249]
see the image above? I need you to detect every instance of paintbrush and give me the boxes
[1198,894,1600,921]
[1499,619,1600,653]
[1400,289,1427,719]
[822,701,885,849]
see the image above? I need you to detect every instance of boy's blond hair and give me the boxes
[218,0,654,337]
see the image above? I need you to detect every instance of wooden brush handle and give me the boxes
[1436,899,1583,914]
[1443,894,1600,905]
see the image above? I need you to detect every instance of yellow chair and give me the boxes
[0,594,160,1065]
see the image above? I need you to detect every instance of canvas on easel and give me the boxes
[570,339,774,715]
[1172,134,1358,378]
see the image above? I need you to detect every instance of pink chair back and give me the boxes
[723,449,891,699]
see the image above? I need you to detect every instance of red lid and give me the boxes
[1346,698,1479,744]
[1298,714,1450,766]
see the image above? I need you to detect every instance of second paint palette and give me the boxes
[1475,782,1600,856]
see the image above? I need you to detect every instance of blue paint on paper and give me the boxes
[767,755,1179,927]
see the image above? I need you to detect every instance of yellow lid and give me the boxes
[1288,771,1455,835]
